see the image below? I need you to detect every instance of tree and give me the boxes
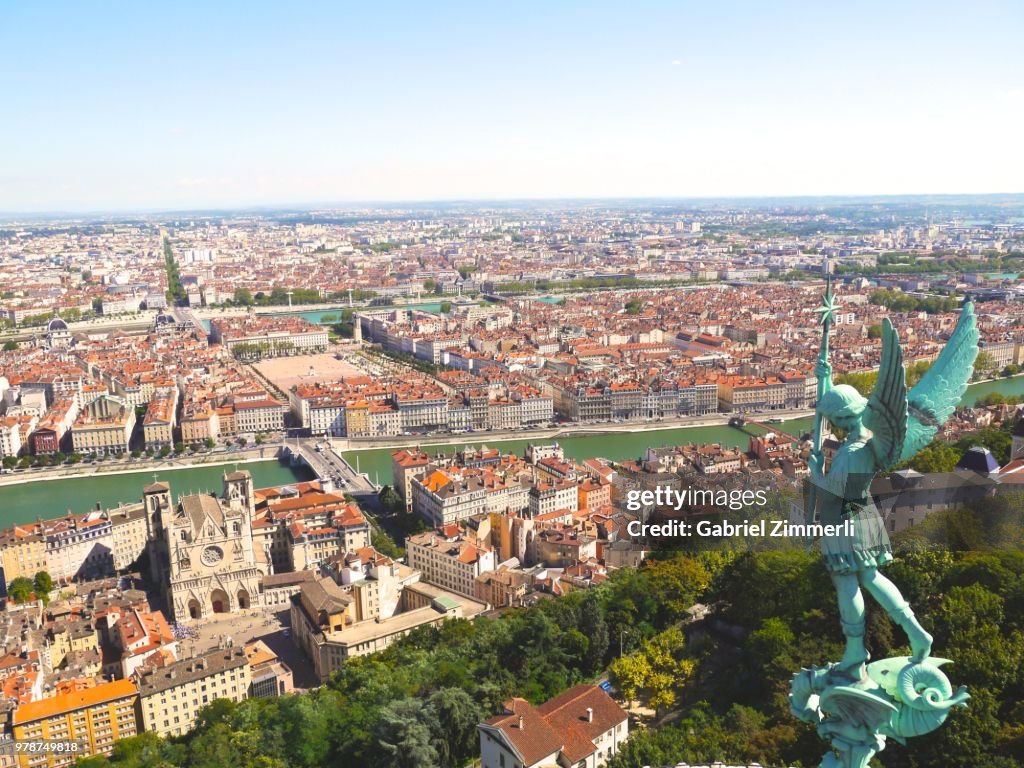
[33,571,53,601]
[2,456,17,469]
[7,577,34,603]
[374,698,439,768]
[422,279,436,293]
[609,651,651,708]
[233,287,254,306]
[425,687,481,767]
[973,351,998,381]
[2,340,16,351]
[867,324,883,339]
[173,442,186,454]
[205,437,216,449]
[642,557,711,623]
[580,591,609,672]
[439,301,452,314]
[67,452,82,464]
[158,445,171,458]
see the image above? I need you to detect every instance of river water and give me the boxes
[1,376,1020,529]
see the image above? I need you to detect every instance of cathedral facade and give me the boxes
[145,470,269,622]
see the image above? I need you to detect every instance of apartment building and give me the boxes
[406,528,496,598]
[107,504,149,572]
[0,526,48,592]
[717,375,786,413]
[412,468,528,526]
[134,647,251,738]
[528,480,578,518]
[11,679,139,768]
[43,513,115,583]
[391,449,432,513]
[71,396,135,455]
[142,390,177,449]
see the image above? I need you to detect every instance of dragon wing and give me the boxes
[865,317,908,471]
[898,300,980,463]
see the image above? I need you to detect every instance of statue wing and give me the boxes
[898,301,980,462]
[864,317,908,471]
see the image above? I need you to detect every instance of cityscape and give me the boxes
[2,1,1023,767]
[1,199,1023,768]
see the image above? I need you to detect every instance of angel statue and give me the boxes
[791,281,975,768]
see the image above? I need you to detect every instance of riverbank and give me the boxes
[0,446,282,488]
[337,408,814,452]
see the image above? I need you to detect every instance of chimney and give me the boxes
[586,707,593,722]
[518,715,524,730]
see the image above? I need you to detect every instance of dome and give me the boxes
[47,317,69,332]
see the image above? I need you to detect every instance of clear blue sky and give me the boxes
[1,0,1022,211]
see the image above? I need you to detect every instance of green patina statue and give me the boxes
[790,280,976,768]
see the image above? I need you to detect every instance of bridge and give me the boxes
[281,439,379,496]
[728,416,803,444]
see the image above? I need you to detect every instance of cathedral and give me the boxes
[145,470,268,622]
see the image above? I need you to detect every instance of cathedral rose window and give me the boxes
[201,545,224,565]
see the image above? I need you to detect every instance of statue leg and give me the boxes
[831,571,868,677]
[859,567,932,663]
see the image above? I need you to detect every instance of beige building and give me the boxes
[406,528,496,599]
[0,526,48,589]
[107,504,150,572]
[290,551,486,681]
[71,396,135,455]
[180,400,219,445]
[142,391,177,449]
[134,646,250,738]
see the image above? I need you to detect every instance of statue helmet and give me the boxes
[819,384,868,422]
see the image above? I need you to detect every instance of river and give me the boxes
[0,461,314,530]
[1,376,1020,528]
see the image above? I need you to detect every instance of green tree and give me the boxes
[867,324,883,339]
[233,287,254,306]
[374,698,439,768]
[424,687,481,767]
[7,577,34,603]
[32,571,53,598]
[609,650,651,708]
[973,351,998,381]
[580,591,609,672]
[2,340,16,351]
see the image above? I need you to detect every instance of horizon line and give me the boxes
[3,191,1024,221]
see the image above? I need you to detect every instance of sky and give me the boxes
[1,0,1022,212]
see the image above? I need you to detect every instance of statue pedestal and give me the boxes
[790,657,969,768]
